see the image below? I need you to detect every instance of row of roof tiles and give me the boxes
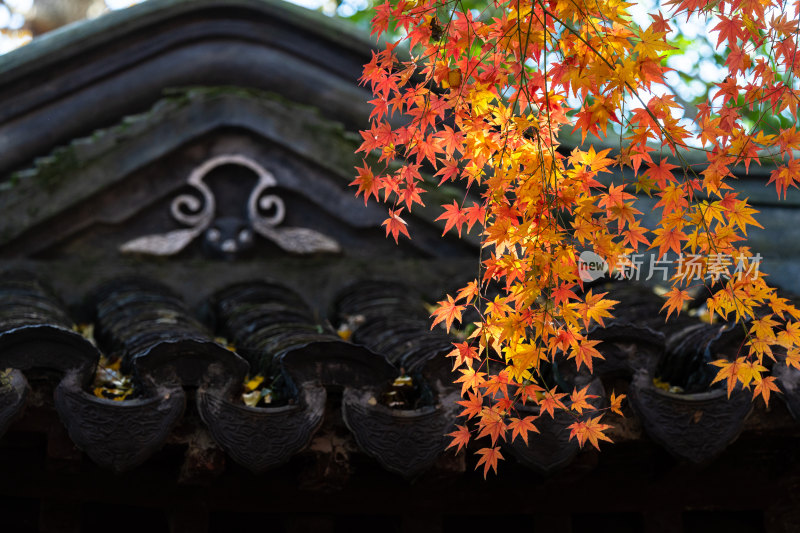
[0,272,797,478]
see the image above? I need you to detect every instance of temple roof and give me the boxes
[1,2,800,531]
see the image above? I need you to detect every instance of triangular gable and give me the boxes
[0,87,478,260]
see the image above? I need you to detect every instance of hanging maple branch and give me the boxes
[353,0,800,476]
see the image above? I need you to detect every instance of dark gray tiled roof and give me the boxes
[0,271,797,479]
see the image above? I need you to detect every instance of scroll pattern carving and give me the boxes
[120,154,340,256]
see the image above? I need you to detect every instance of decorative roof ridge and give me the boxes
[5,86,358,190]
[0,86,480,251]
[0,87,365,248]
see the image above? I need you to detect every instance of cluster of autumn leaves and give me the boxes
[354,0,800,475]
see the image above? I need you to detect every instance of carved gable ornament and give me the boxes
[119,154,341,258]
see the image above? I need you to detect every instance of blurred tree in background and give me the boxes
[0,0,142,52]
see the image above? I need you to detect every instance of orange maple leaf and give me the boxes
[787,348,800,370]
[660,287,692,320]
[710,357,746,397]
[568,416,614,450]
[538,387,568,418]
[455,279,480,303]
[446,425,471,454]
[752,376,780,407]
[644,159,678,188]
[431,295,466,332]
[609,391,626,416]
[517,382,544,405]
[568,339,605,373]
[448,341,478,369]
[570,385,598,415]
[508,416,539,445]
[476,407,507,445]
[455,367,487,396]
[436,201,468,237]
[475,447,503,478]
[651,226,687,257]
[457,391,484,419]
[580,290,617,328]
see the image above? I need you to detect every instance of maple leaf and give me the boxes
[448,341,478,369]
[483,371,511,399]
[351,161,381,205]
[517,382,544,405]
[644,159,678,188]
[370,1,394,36]
[710,357,746,397]
[431,295,465,332]
[457,391,484,419]
[464,202,487,232]
[382,208,411,243]
[437,201,468,237]
[508,416,539,445]
[660,287,692,320]
[652,226,687,258]
[786,348,800,370]
[726,199,762,235]
[570,385,599,415]
[476,407,507,445]
[446,425,471,454]
[456,367,487,396]
[456,280,480,303]
[650,11,671,33]
[568,416,614,450]
[435,158,460,185]
[622,221,651,250]
[767,159,800,199]
[778,322,800,348]
[599,183,636,210]
[538,387,568,418]
[436,125,464,156]
[551,283,579,307]
[568,339,605,373]
[633,26,675,59]
[609,391,626,416]
[752,375,780,406]
[475,447,503,478]
[581,290,618,328]
[711,15,745,48]
[399,181,426,210]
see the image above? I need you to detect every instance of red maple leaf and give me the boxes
[382,208,411,243]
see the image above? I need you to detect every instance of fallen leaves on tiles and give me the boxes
[92,356,134,401]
